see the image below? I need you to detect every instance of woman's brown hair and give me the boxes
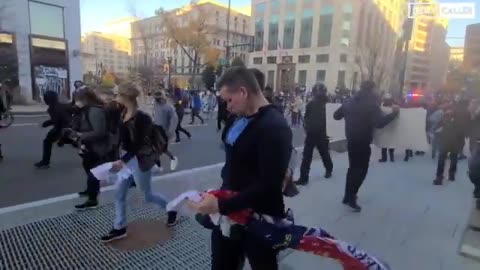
[76,87,104,106]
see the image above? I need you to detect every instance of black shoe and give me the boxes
[378,158,387,163]
[75,200,99,211]
[78,190,88,197]
[175,138,181,143]
[474,187,480,199]
[324,171,332,179]
[294,178,308,186]
[448,175,455,182]
[346,200,362,212]
[101,228,127,243]
[404,156,409,162]
[476,199,480,211]
[433,177,443,186]
[34,160,50,169]
[167,211,178,227]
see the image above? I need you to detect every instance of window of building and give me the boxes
[337,70,346,87]
[300,9,314,48]
[316,70,326,82]
[253,57,263,64]
[267,70,275,87]
[268,15,279,50]
[316,54,329,63]
[283,12,295,49]
[256,3,266,13]
[298,70,307,86]
[271,0,280,9]
[287,0,296,5]
[29,1,65,38]
[298,55,310,63]
[243,19,246,33]
[318,11,333,47]
[267,56,277,64]
[255,18,264,51]
[340,54,347,63]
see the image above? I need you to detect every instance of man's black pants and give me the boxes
[81,152,105,201]
[211,228,278,270]
[42,128,62,163]
[344,142,371,202]
[175,112,191,141]
[299,134,333,181]
[436,151,458,178]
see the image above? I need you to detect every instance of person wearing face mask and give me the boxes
[34,91,73,169]
[152,90,179,171]
[71,88,111,210]
[102,83,177,243]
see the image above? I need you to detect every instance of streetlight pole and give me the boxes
[167,56,172,91]
[225,0,231,66]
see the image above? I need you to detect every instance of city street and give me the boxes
[0,115,308,208]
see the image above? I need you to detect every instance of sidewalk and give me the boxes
[0,151,479,269]
[11,104,48,116]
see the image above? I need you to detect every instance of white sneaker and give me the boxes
[170,157,178,171]
[152,165,164,173]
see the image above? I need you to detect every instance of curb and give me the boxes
[12,112,48,116]
[459,204,480,262]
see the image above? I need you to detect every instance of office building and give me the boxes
[249,0,408,93]
[131,0,252,87]
[0,0,82,103]
[450,47,464,62]
[464,23,480,71]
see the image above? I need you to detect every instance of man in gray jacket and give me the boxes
[152,91,178,171]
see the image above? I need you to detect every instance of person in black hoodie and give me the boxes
[34,91,72,169]
[295,83,333,185]
[71,88,110,210]
[188,66,292,270]
[334,81,399,212]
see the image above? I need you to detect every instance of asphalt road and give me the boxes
[0,114,308,208]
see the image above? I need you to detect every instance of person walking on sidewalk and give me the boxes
[174,88,192,142]
[334,81,399,212]
[295,83,333,186]
[101,83,177,243]
[190,90,204,125]
[379,93,396,163]
[152,90,179,171]
[34,91,72,169]
[72,88,111,210]
[188,66,292,270]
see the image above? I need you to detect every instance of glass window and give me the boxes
[316,54,329,63]
[299,9,314,48]
[343,22,351,30]
[283,12,295,50]
[337,70,346,87]
[267,56,277,64]
[254,18,264,51]
[267,70,275,87]
[271,0,280,9]
[298,70,307,86]
[29,1,65,38]
[340,54,347,63]
[287,0,296,4]
[0,33,13,44]
[316,70,326,82]
[298,55,310,63]
[320,5,334,15]
[268,16,279,50]
[343,3,353,13]
[256,3,266,13]
[31,37,66,50]
[253,57,263,64]
[318,14,333,47]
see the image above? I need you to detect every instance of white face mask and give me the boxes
[75,101,85,108]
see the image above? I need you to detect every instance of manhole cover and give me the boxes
[107,219,173,251]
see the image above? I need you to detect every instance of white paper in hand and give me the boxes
[166,190,203,212]
[90,162,132,184]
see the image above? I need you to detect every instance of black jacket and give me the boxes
[42,91,72,130]
[439,102,470,153]
[219,105,292,217]
[334,90,398,145]
[304,96,328,138]
[120,111,155,170]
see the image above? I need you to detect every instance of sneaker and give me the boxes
[101,228,127,243]
[34,160,50,169]
[346,200,362,212]
[170,157,178,171]
[378,158,387,163]
[294,178,308,186]
[433,177,443,186]
[175,138,181,143]
[75,200,99,211]
[78,190,88,197]
[324,171,332,179]
[167,211,178,227]
[448,175,456,182]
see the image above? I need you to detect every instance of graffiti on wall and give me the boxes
[34,65,68,100]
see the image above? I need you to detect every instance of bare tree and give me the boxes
[355,35,392,92]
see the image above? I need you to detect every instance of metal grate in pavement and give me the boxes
[0,201,211,270]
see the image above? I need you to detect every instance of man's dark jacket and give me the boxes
[219,105,292,217]
[333,90,398,145]
[42,91,72,129]
[304,95,328,138]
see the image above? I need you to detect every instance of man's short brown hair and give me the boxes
[248,68,265,91]
[217,66,261,95]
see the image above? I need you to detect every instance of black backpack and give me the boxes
[85,105,120,157]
